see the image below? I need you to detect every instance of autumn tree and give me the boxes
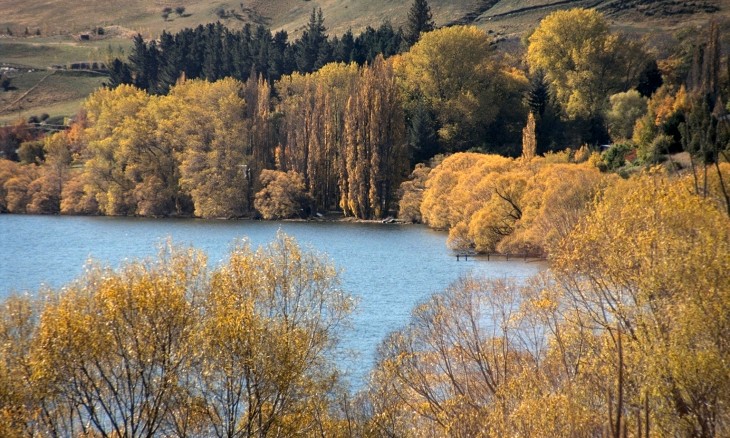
[368,276,550,435]
[605,90,647,141]
[0,295,41,437]
[503,162,609,257]
[191,232,353,437]
[522,112,537,161]
[527,8,646,142]
[82,84,151,215]
[679,21,730,217]
[254,169,310,219]
[33,244,208,437]
[341,56,407,218]
[2,233,354,436]
[397,26,526,153]
[171,78,251,218]
[397,161,434,223]
[554,170,730,436]
[276,62,359,213]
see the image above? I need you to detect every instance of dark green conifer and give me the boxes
[405,0,434,47]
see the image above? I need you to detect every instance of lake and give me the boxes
[0,214,545,387]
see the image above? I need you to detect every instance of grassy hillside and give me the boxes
[0,0,726,124]
[2,0,725,40]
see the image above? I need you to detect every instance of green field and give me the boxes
[0,69,106,124]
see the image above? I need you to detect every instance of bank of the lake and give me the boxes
[0,214,545,386]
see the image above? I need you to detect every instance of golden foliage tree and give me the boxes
[33,244,208,437]
[171,78,251,218]
[396,26,526,152]
[527,8,645,121]
[341,56,406,219]
[193,232,353,437]
[554,170,730,436]
[2,233,353,436]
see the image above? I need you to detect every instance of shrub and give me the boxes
[254,170,311,219]
[601,142,634,171]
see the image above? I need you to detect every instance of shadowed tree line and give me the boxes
[109,9,412,94]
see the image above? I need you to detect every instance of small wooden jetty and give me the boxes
[455,252,544,261]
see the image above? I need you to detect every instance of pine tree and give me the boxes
[128,34,150,90]
[407,96,439,165]
[296,9,328,73]
[156,31,182,94]
[405,0,434,47]
[636,59,663,98]
[526,70,549,117]
[107,59,133,88]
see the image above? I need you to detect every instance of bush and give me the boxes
[601,142,634,171]
[639,133,672,164]
[254,170,311,219]
[17,140,45,164]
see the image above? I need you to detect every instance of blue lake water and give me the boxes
[0,214,545,387]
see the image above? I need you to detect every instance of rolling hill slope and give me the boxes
[1,0,726,39]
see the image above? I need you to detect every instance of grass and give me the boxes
[0,70,106,124]
[0,38,131,69]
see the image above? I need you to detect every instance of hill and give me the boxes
[1,0,726,40]
[0,0,727,123]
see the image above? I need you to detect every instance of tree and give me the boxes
[397,26,524,153]
[636,59,663,97]
[34,244,208,437]
[192,233,353,437]
[522,112,537,161]
[296,9,329,74]
[0,74,12,91]
[554,171,730,437]
[368,276,547,435]
[526,70,549,117]
[605,90,647,141]
[405,92,439,165]
[107,58,133,88]
[175,5,186,16]
[172,78,251,218]
[404,0,434,47]
[82,84,151,215]
[397,162,433,223]
[341,56,407,218]
[0,295,40,437]
[254,169,310,219]
[128,34,159,92]
[527,9,645,127]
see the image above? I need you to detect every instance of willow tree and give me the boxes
[33,245,208,437]
[191,232,353,437]
[554,171,730,436]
